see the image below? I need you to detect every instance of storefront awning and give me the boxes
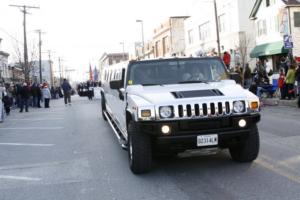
[250,41,289,58]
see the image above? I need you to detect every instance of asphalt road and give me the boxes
[0,96,300,200]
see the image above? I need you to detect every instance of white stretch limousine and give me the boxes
[100,57,260,174]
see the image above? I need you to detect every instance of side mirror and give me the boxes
[229,72,242,84]
[110,80,122,90]
[119,88,125,101]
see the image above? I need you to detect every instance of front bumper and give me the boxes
[136,113,260,153]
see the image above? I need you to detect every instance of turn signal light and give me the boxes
[250,101,259,109]
[141,110,151,117]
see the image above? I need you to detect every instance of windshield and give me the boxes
[127,59,228,86]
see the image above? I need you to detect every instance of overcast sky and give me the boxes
[0,0,197,81]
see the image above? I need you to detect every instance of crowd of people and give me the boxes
[0,79,73,119]
[227,55,300,108]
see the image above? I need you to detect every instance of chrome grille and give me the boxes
[176,101,232,118]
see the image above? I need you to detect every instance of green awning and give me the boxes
[250,41,289,58]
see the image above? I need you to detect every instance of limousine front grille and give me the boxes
[173,101,232,119]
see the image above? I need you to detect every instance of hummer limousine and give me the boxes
[100,57,260,174]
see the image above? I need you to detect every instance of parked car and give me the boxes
[101,57,261,174]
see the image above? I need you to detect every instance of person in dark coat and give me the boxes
[31,83,38,107]
[61,79,72,105]
[19,82,31,112]
[295,64,300,108]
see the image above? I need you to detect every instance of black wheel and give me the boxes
[101,95,107,121]
[128,121,152,174]
[229,125,260,162]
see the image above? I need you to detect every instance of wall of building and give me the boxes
[170,18,187,56]
[0,52,9,82]
[254,0,286,45]
[290,6,300,57]
[184,0,256,67]
[153,20,171,57]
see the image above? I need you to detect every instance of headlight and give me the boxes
[159,106,173,118]
[233,101,245,113]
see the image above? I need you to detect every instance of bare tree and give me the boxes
[11,39,38,82]
[236,32,252,70]
[235,32,252,85]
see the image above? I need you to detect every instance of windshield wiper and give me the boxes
[178,80,208,84]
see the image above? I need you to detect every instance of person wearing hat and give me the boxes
[19,82,30,112]
[42,83,51,108]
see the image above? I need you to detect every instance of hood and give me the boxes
[127,80,256,105]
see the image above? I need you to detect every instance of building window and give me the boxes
[218,14,226,33]
[257,19,267,36]
[199,22,210,41]
[294,12,300,27]
[188,29,194,44]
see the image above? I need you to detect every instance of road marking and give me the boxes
[256,155,300,184]
[8,118,64,121]
[0,175,41,181]
[0,127,64,130]
[0,143,54,147]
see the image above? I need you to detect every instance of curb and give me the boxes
[261,98,298,107]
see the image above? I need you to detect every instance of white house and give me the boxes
[185,0,256,68]
[0,50,9,83]
[0,39,10,83]
[249,0,300,71]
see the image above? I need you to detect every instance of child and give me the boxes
[278,68,285,99]
[42,83,51,108]
[2,93,12,115]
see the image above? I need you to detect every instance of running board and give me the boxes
[104,111,128,150]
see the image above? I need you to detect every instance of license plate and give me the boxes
[197,134,218,147]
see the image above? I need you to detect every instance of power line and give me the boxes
[0,27,23,45]
[9,4,40,82]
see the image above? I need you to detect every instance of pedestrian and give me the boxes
[278,68,286,99]
[223,51,231,70]
[243,63,252,89]
[2,92,12,115]
[285,63,296,100]
[37,84,42,108]
[19,82,30,113]
[31,83,38,107]
[61,79,72,105]
[42,83,51,108]
[295,64,300,107]
[280,56,289,75]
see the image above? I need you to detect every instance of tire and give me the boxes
[128,121,152,174]
[101,95,107,121]
[229,125,260,162]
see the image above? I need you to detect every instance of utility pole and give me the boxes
[58,57,62,85]
[35,29,44,84]
[136,20,145,58]
[120,42,125,61]
[213,0,221,57]
[9,4,40,82]
[48,50,54,87]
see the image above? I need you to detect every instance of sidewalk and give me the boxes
[261,97,298,107]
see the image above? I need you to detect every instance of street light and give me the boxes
[120,42,125,61]
[136,19,145,58]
